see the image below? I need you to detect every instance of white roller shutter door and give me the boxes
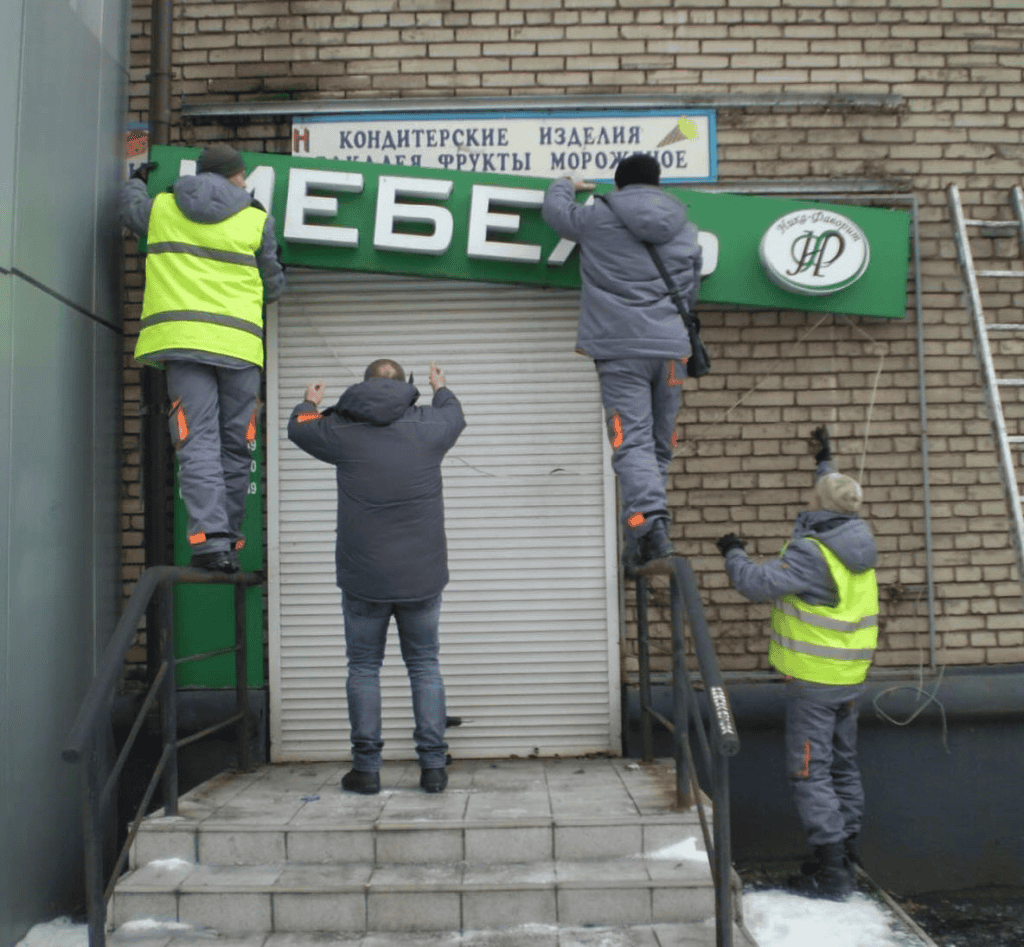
[268,269,619,762]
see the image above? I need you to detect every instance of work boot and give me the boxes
[622,537,644,578]
[190,550,239,574]
[635,521,676,576]
[420,767,447,793]
[844,833,861,868]
[788,842,854,901]
[341,769,380,795]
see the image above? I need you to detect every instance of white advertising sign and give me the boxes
[292,108,717,184]
[759,209,871,296]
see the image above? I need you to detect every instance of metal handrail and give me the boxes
[63,565,264,947]
[635,557,741,947]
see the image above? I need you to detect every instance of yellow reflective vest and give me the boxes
[769,537,879,685]
[135,192,268,367]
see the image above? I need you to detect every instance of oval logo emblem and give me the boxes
[759,209,870,296]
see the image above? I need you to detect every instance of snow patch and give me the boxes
[115,919,208,940]
[646,836,707,861]
[745,889,927,947]
[145,857,194,872]
[15,919,87,947]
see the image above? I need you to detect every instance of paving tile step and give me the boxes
[132,816,707,867]
[112,857,718,934]
[106,919,759,947]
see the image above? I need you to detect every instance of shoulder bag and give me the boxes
[598,194,711,378]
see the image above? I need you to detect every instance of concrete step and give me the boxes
[112,855,717,933]
[106,920,757,947]
[129,759,707,869]
[112,758,741,941]
[131,812,708,868]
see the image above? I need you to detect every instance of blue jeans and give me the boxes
[342,591,448,772]
[595,357,685,539]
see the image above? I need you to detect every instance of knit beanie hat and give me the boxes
[614,153,661,188]
[197,143,246,178]
[816,472,863,514]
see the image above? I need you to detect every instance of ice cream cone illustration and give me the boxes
[657,116,700,147]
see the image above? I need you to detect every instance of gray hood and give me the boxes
[172,172,254,224]
[601,184,696,246]
[335,379,419,426]
[792,510,878,573]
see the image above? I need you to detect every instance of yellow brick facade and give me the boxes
[124,0,1024,677]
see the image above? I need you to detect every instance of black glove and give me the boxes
[130,161,159,183]
[716,534,746,556]
[810,425,832,463]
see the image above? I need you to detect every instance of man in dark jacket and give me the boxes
[288,359,466,795]
[121,143,286,572]
[542,153,703,575]
[716,427,879,901]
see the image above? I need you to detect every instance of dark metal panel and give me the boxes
[92,321,122,666]
[95,51,126,331]
[102,0,128,65]
[5,279,96,930]
[0,274,15,947]
[0,1,24,271]
[14,0,100,313]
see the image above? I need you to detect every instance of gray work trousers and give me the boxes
[166,361,261,556]
[784,678,866,848]
[595,357,686,539]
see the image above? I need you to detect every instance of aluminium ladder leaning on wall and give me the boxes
[947,184,1024,609]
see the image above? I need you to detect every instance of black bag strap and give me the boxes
[597,194,698,332]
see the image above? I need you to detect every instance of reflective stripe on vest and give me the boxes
[135,192,267,367]
[769,537,879,686]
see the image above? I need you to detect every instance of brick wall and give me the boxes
[125,0,1024,679]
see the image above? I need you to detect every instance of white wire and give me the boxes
[871,661,950,754]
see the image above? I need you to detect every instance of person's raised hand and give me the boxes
[809,425,832,463]
[131,161,159,183]
[304,382,326,406]
[716,534,746,557]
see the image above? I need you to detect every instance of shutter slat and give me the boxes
[269,271,618,761]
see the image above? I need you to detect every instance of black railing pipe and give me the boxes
[64,565,263,947]
[635,556,741,947]
[64,566,260,764]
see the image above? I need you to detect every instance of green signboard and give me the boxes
[149,144,911,319]
[173,427,263,688]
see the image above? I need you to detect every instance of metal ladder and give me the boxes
[947,183,1024,606]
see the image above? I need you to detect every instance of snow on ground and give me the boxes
[15,919,86,947]
[745,889,927,947]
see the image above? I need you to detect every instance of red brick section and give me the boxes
[125,0,1024,679]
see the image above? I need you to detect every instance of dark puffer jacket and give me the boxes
[287,379,466,602]
[542,179,703,361]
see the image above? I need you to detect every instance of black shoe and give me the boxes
[844,833,861,868]
[622,539,644,578]
[635,522,676,576]
[190,550,239,574]
[420,768,447,793]
[788,842,854,901]
[341,769,380,795]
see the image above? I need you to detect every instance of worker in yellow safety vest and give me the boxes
[716,426,879,902]
[121,143,286,572]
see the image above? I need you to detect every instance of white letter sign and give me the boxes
[373,176,455,256]
[284,168,363,247]
[467,185,543,263]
